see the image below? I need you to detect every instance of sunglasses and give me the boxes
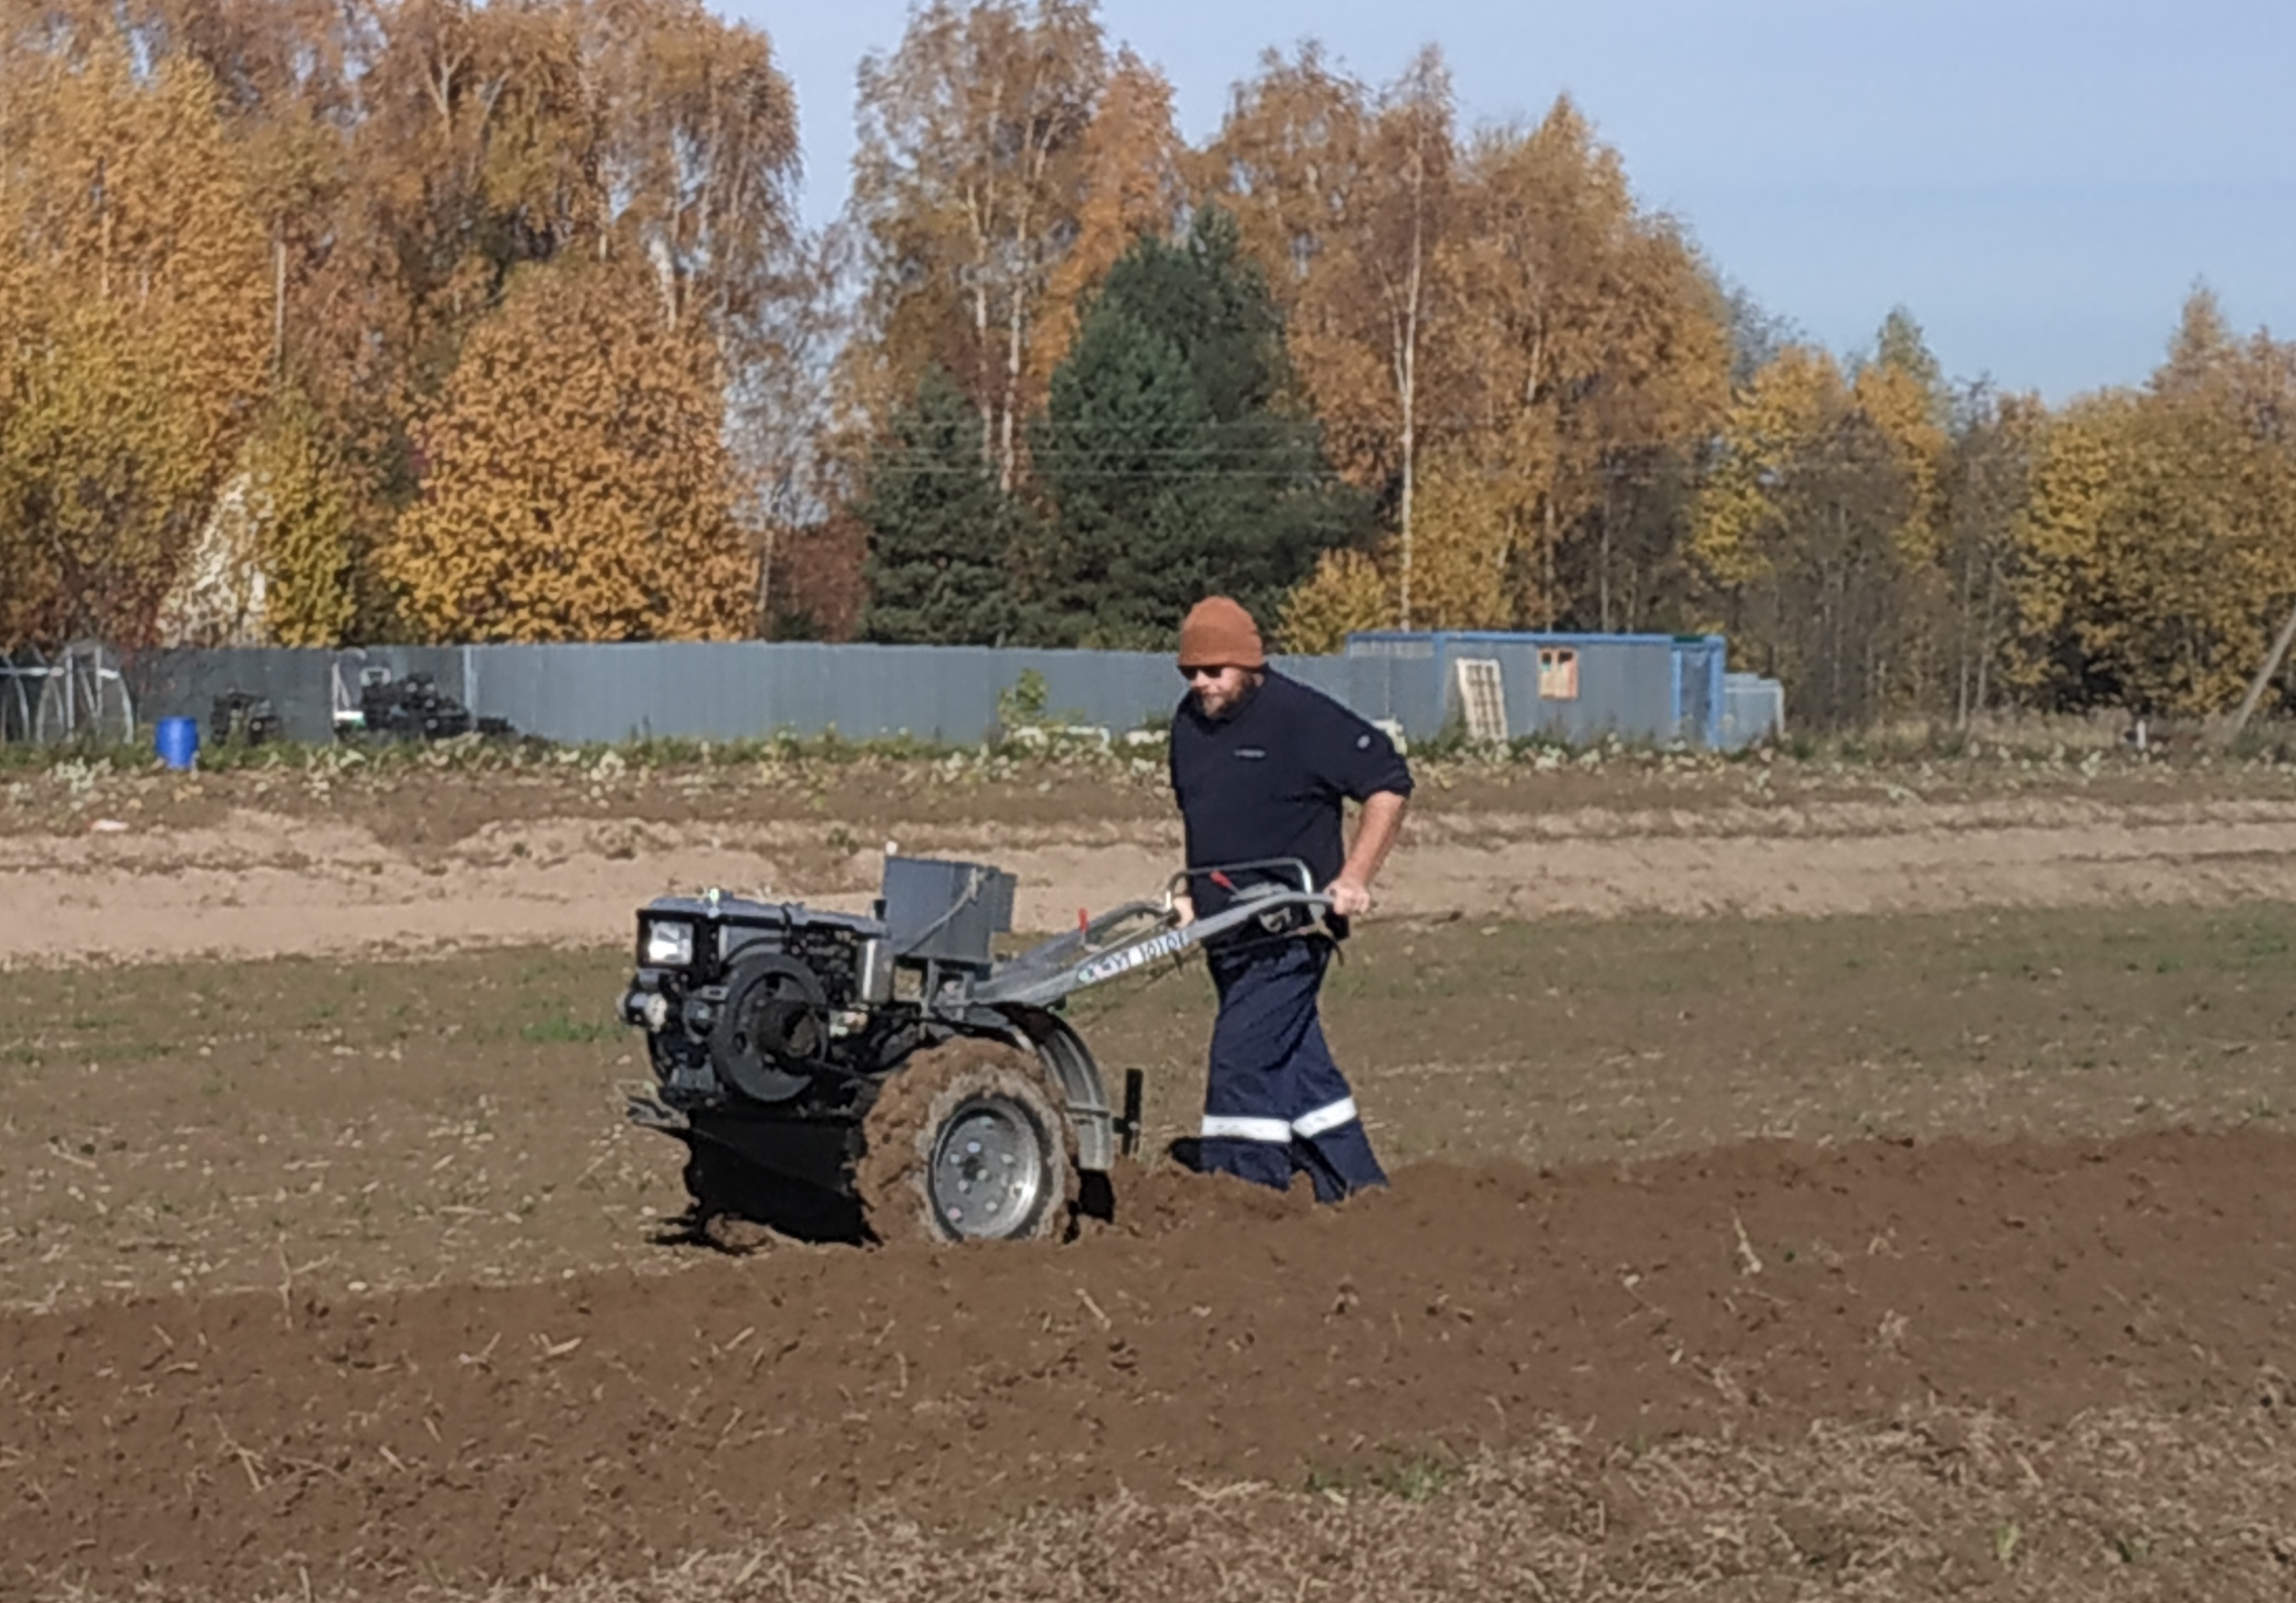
[1179,664,1229,682]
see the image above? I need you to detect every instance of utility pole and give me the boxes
[2224,592,2296,743]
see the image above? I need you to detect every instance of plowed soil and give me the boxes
[3,769,2295,1598]
[6,1130,2292,1598]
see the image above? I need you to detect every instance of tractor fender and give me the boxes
[980,1006,1117,1175]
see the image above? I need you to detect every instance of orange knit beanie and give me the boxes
[1178,596,1267,669]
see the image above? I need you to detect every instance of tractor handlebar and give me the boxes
[966,859,1331,1011]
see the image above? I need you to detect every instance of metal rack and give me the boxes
[0,642,136,746]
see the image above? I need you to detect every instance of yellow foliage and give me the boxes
[1197,45,1457,500]
[2007,342,2296,715]
[0,39,269,646]
[1693,341,1946,579]
[1276,547,1393,655]
[1425,100,1729,626]
[386,265,753,642]
[1410,446,1530,630]
[1852,360,1949,562]
[1689,347,1847,596]
[1033,50,1184,389]
[1689,341,1958,724]
[154,400,366,647]
[2001,395,2128,659]
[249,404,361,647]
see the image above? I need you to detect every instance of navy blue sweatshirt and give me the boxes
[1168,670,1413,935]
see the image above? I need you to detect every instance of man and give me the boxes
[1167,594,1411,1202]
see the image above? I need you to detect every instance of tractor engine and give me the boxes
[620,893,905,1115]
[620,858,1018,1117]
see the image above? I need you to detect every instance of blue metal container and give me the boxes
[155,715,199,770]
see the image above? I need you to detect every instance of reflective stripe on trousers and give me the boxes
[1199,1098,1359,1143]
[1291,1095,1359,1138]
[1199,1114,1292,1144]
[1196,936,1386,1201]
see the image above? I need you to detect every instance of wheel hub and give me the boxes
[926,1096,1048,1240]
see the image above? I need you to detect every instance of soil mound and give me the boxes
[4,1127,2290,1596]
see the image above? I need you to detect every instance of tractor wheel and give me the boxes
[857,1038,1078,1244]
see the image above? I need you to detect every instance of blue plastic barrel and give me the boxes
[155,715,199,771]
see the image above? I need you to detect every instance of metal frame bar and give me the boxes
[968,859,1330,1011]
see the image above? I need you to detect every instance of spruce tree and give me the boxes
[856,372,1026,645]
[1022,304,1225,647]
[1026,208,1367,647]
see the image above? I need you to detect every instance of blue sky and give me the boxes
[718,0,2294,404]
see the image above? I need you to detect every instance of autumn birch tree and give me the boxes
[734,224,853,635]
[578,0,801,340]
[848,0,1103,492]
[1031,47,1184,389]
[1375,52,1453,628]
[1201,46,1457,627]
[1431,102,1728,631]
[1191,42,1370,324]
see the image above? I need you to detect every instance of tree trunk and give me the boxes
[272,228,287,381]
[1598,489,1614,633]
[1973,552,1998,717]
[972,276,994,467]
[1951,526,1976,728]
[965,158,996,469]
[1001,282,1025,495]
[754,524,777,637]
[1542,499,1557,628]
[1395,149,1424,632]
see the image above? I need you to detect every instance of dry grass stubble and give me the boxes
[29,1402,2295,1601]
[523,1403,2296,1603]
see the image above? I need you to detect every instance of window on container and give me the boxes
[1537,647,1580,700]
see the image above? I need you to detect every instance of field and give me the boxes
[3,750,2294,1599]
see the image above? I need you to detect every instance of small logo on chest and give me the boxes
[1234,746,1268,760]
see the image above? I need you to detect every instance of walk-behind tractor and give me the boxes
[618,855,1329,1242]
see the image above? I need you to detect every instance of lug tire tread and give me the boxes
[857,1038,1078,1244]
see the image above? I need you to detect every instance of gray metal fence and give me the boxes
[1346,631,1731,747]
[89,636,1779,753]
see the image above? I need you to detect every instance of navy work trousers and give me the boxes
[1197,936,1387,1202]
